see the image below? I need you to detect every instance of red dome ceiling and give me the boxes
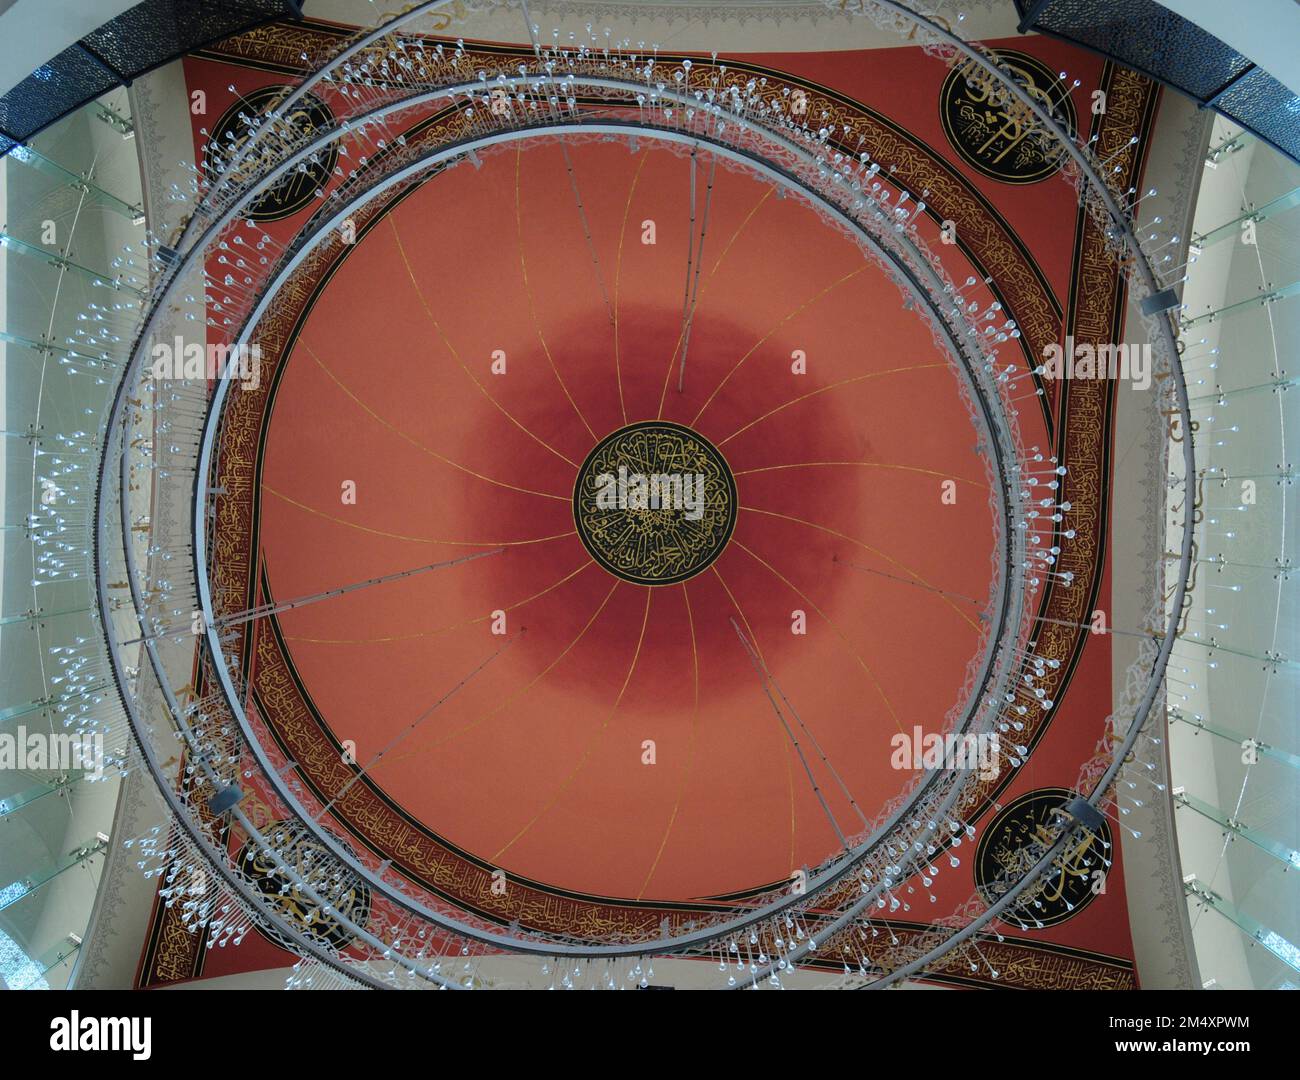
[254,138,997,902]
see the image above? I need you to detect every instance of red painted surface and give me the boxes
[172,29,1133,982]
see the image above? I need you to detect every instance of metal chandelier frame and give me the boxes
[89,0,1194,989]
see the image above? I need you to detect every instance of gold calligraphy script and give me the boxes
[206,85,339,222]
[235,820,371,950]
[574,421,737,586]
[974,787,1111,928]
[940,50,1077,184]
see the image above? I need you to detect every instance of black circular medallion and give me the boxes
[974,787,1111,929]
[205,85,338,222]
[236,820,371,951]
[574,421,737,586]
[940,50,1078,185]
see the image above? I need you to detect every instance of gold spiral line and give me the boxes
[740,505,983,634]
[653,184,776,420]
[612,151,649,427]
[711,563,797,871]
[689,264,868,428]
[715,362,949,447]
[491,585,653,861]
[388,214,579,469]
[729,536,905,738]
[390,579,621,759]
[263,483,574,549]
[734,460,988,490]
[636,581,701,899]
[515,145,598,442]
[302,341,568,501]
[282,558,593,646]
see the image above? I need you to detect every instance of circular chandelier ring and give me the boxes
[94,0,1195,985]
[191,121,1024,958]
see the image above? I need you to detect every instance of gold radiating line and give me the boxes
[689,264,869,428]
[654,185,776,420]
[729,616,850,850]
[286,560,593,646]
[612,151,649,427]
[716,363,948,447]
[740,505,982,634]
[711,564,797,871]
[730,537,905,737]
[735,460,988,489]
[707,186,775,277]
[388,215,579,469]
[515,146,598,441]
[303,342,569,502]
[491,586,654,861]
[636,581,700,899]
[389,579,621,760]
[263,483,574,549]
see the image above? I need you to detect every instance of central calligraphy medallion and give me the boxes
[574,421,737,586]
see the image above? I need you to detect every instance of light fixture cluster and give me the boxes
[20,0,1195,989]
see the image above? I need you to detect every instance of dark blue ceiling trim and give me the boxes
[0,0,303,158]
[1014,0,1299,165]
